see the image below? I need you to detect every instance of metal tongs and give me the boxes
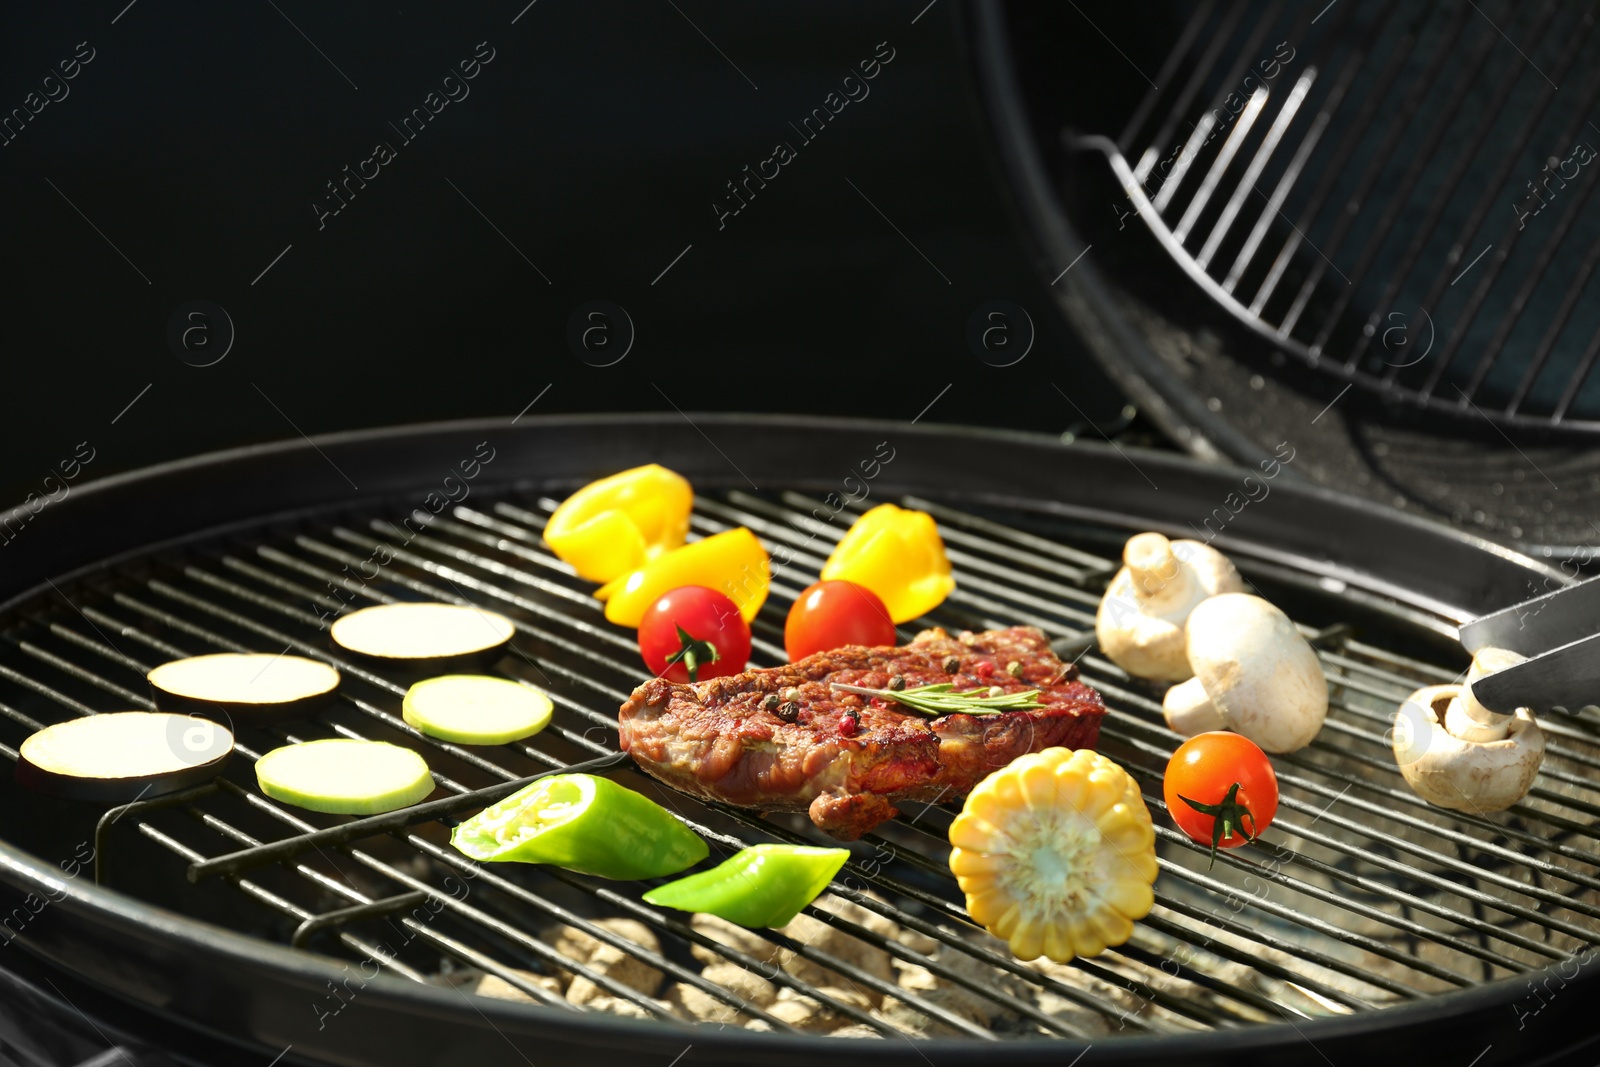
[1459,575,1600,715]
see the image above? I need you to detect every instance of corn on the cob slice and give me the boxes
[949,747,1157,962]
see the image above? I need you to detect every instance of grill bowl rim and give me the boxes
[0,412,1582,1064]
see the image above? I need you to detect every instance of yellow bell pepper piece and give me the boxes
[949,748,1156,963]
[820,504,954,624]
[595,527,770,627]
[543,465,693,583]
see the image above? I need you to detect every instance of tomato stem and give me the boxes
[664,624,720,682]
[1177,782,1257,869]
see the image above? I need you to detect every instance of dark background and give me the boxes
[0,1,1132,509]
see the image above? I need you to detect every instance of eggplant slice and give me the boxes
[18,712,235,803]
[330,602,516,675]
[148,653,341,721]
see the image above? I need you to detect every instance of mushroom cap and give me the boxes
[1182,593,1327,753]
[1095,536,1244,682]
[1393,684,1544,813]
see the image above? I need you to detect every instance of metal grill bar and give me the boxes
[1508,220,1600,414]
[1176,0,1322,250]
[1454,157,1600,405]
[1305,11,1532,357]
[1117,0,1219,156]
[1410,17,1600,402]
[1354,0,1587,377]
[1245,6,1429,316]
[1195,67,1314,270]
[1221,0,1391,292]
[1093,0,1600,431]
[1552,322,1600,421]
[1274,6,1473,339]
[2,487,1596,1044]
[48,595,1079,1036]
[187,753,629,883]
[1151,0,1287,213]
[1132,0,1251,186]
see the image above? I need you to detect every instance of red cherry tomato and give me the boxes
[639,586,751,683]
[784,580,897,662]
[1163,732,1278,858]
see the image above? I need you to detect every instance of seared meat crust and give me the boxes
[619,627,1104,839]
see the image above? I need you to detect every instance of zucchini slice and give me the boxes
[402,675,553,745]
[255,739,434,814]
[148,653,340,721]
[17,712,235,803]
[330,603,515,673]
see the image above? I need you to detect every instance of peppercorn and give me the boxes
[838,710,859,737]
[1006,660,1023,679]
[782,687,802,703]
[943,656,961,674]
[761,693,780,713]
[887,674,906,691]
[778,701,801,722]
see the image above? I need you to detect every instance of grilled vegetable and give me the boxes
[638,586,751,682]
[402,675,553,745]
[147,653,340,721]
[595,527,770,627]
[330,603,515,672]
[1393,649,1544,813]
[783,580,897,662]
[641,844,848,928]
[543,464,693,583]
[1161,593,1327,753]
[1095,532,1244,682]
[948,747,1156,962]
[452,773,707,879]
[17,712,235,803]
[820,504,954,624]
[255,739,434,814]
[1163,731,1278,864]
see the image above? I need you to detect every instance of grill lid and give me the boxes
[0,414,1590,1066]
[972,0,1600,555]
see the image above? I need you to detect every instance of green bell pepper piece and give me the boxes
[450,773,707,879]
[641,844,849,928]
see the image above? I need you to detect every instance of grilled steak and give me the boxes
[619,626,1105,840]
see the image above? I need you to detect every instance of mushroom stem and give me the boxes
[1446,647,1526,742]
[1123,533,1198,612]
[1163,677,1225,737]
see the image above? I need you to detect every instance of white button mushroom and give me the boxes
[1095,533,1244,682]
[1392,648,1544,813]
[1161,593,1328,753]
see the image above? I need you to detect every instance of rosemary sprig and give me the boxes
[829,681,1043,717]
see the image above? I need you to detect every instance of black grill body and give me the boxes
[0,414,1591,1067]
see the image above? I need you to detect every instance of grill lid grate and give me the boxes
[1081,0,1600,433]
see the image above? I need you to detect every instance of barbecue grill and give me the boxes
[971,0,1600,557]
[0,414,1593,1066]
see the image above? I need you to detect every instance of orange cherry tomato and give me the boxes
[1163,732,1278,858]
[783,581,897,663]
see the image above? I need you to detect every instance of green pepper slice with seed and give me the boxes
[450,773,707,879]
[642,844,850,928]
